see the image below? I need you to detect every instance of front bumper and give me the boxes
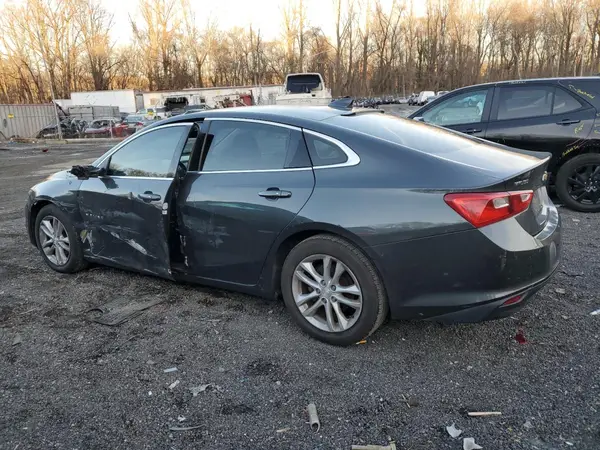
[371,204,561,322]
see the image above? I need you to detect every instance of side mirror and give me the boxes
[414,116,425,122]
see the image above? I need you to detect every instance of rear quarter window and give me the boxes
[559,80,600,108]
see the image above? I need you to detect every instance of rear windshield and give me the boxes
[286,74,322,93]
[325,113,541,168]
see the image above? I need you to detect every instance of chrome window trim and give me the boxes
[194,118,360,174]
[303,129,361,169]
[93,123,193,167]
[204,117,301,131]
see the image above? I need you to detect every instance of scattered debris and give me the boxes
[401,394,419,408]
[555,288,566,294]
[566,442,574,446]
[189,384,222,396]
[177,416,186,423]
[146,360,155,365]
[463,437,483,450]
[523,420,534,429]
[168,380,180,390]
[572,218,580,223]
[12,334,22,346]
[356,340,367,345]
[276,381,282,386]
[446,423,463,438]
[515,329,527,344]
[561,315,569,320]
[351,443,397,450]
[87,296,165,326]
[559,269,583,278]
[169,425,202,432]
[591,308,600,316]
[468,411,502,417]
[276,427,291,433]
[163,367,178,373]
[218,367,225,372]
[307,403,320,432]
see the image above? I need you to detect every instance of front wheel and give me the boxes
[281,234,388,346]
[35,204,88,273]
[556,153,600,212]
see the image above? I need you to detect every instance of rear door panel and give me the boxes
[176,119,315,286]
[484,85,595,173]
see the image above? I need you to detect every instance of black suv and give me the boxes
[409,77,600,212]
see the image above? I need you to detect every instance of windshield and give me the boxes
[286,74,322,93]
[126,115,143,123]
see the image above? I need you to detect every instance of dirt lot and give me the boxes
[1,138,599,450]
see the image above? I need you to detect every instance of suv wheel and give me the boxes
[556,153,600,212]
[280,234,388,346]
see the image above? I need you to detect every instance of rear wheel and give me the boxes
[556,153,600,212]
[281,234,388,346]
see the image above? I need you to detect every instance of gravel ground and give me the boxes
[1,131,599,450]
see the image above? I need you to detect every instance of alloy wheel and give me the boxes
[292,254,363,333]
[38,216,71,266]
[567,163,600,205]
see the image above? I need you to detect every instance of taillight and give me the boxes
[444,190,533,228]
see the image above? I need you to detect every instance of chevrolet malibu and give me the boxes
[25,106,561,346]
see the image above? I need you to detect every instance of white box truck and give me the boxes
[70,90,144,114]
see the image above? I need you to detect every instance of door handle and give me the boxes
[464,128,482,134]
[556,119,580,125]
[138,192,162,202]
[258,188,292,199]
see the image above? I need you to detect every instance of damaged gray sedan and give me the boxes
[26,105,561,346]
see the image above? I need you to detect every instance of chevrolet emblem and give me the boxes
[542,172,548,182]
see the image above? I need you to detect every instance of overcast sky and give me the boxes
[0,0,424,41]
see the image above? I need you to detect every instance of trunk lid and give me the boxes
[498,158,552,236]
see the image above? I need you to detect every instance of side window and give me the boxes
[497,86,553,120]
[201,120,310,171]
[108,126,187,177]
[421,89,488,126]
[552,88,583,114]
[304,134,348,166]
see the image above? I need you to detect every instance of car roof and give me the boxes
[154,105,355,129]
[455,76,600,90]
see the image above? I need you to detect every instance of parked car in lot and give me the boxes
[407,94,419,106]
[36,118,87,139]
[123,115,153,134]
[137,107,169,120]
[417,90,435,106]
[25,105,561,345]
[84,118,128,138]
[409,77,600,212]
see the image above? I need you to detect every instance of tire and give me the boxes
[556,153,600,212]
[281,234,388,346]
[34,204,88,273]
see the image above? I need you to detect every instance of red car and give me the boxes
[84,118,128,138]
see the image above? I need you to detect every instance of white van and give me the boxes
[417,91,435,106]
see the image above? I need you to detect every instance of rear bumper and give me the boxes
[371,204,561,322]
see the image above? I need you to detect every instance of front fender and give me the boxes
[26,171,84,246]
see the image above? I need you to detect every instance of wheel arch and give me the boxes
[553,141,600,176]
[259,222,386,299]
[28,198,55,246]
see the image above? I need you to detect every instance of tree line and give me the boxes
[1,0,600,104]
